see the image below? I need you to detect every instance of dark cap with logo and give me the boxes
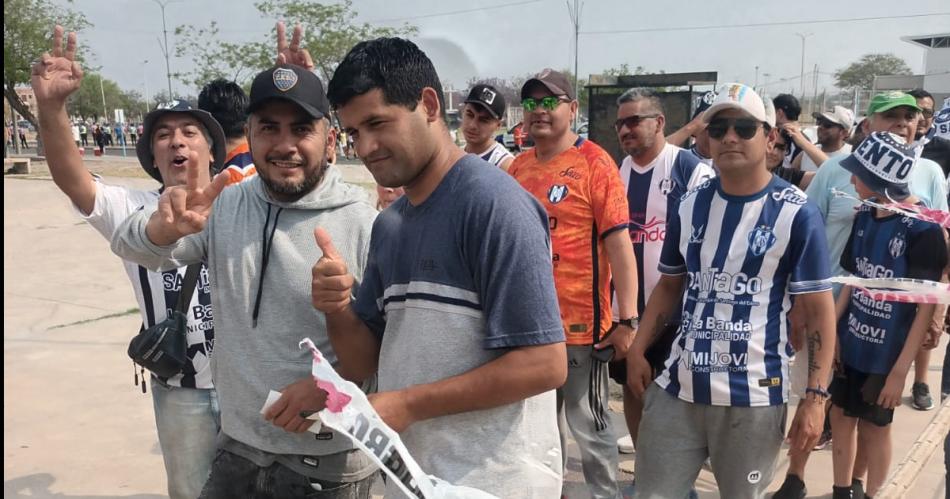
[841,131,916,200]
[136,99,227,183]
[521,68,575,100]
[249,64,329,119]
[464,84,506,119]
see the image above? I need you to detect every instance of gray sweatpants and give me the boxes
[556,345,620,499]
[633,384,786,499]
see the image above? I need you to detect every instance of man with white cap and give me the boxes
[626,83,837,499]
[787,105,854,172]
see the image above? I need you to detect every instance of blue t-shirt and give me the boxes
[838,204,948,375]
[353,154,564,496]
[805,155,948,296]
[655,175,832,407]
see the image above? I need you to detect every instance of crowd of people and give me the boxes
[29,20,950,499]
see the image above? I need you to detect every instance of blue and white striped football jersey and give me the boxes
[656,175,832,407]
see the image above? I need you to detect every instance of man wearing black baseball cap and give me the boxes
[461,83,514,170]
[112,25,379,497]
[32,26,227,499]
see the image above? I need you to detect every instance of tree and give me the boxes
[65,72,146,122]
[4,0,89,129]
[174,0,417,91]
[834,53,912,90]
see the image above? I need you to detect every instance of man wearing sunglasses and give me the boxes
[611,88,714,470]
[627,83,837,499]
[787,105,854,173]
[909,89,950,177]
[509,68,638,499]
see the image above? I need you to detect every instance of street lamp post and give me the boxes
[152,0,177,98]
[566,0,583,131]
[795,32,813,98]
[143,60,150,117]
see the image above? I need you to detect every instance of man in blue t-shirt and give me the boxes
[313,38,567,498]
[626,84,837,499]
[829,131,948,499]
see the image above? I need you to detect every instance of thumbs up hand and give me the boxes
[312,228,354,314]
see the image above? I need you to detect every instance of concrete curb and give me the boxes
[877,397,949,499]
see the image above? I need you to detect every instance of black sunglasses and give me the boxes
[707,117,762,140]
[614,114,659,131]
[817,119,841,129]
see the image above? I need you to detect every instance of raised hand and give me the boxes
[31,26,84,108]
[311,228,354,314]
[275,21,314,70]
[149,157,229,245]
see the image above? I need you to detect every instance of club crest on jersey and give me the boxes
[888,236,906,259]
[273,68,298,92]
[659,177,675,196]
[747,225,776,257]
[548,185,569,204]
[771,187,807,205]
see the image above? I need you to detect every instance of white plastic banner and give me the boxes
[294,338,499,499]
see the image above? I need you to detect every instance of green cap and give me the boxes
[866,91,921,116]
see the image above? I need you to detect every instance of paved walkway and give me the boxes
[4,163,946,498]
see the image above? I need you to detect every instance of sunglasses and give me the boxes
[706,117,762,140]
[817,119,841,129]
[921,109,935,118]
[522,96,568,112]
[614,114,659,131]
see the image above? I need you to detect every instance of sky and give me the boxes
[51,0,950,98]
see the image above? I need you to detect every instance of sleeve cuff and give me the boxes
[482,327,566,350]
[600,222,630,239]
[658,262,687,275]
[788,279,832,295]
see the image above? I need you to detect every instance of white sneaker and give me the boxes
[618,434,635,454]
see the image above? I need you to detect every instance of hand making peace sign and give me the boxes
[31,25,84,108]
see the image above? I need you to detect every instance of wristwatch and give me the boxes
[616,317,640,329]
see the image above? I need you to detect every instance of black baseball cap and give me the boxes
[521,68,575,100]
[136,99,227,183]
[249,64,329,120]
[464,84,506,119]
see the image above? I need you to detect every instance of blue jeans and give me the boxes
[198,450,374,499]
[151,378,221,499]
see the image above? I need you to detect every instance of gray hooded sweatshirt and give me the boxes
[112,166,377,480]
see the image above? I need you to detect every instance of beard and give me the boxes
[259,155,329,201]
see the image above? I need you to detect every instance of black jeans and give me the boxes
[198,450,374,499]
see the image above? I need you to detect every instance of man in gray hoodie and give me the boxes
[111,62,378,498]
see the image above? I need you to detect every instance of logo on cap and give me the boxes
[273,68,298,92]
[157,100,181,110]
[727,84,748,102]
[851,132,915,183]
[480,88,497,105]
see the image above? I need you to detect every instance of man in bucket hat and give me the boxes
[32,26,225,498]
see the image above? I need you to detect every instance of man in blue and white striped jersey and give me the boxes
[626,83,837,499]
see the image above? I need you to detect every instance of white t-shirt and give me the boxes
[472,142,514,168]
[76,179,214,389]
[800,143,851,172]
